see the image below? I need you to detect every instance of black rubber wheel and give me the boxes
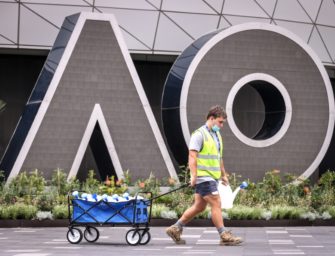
[125,229,141,246]
[139,230,151,245]
[67,227,83,244]
[84,226,99,243]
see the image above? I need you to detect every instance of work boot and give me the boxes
[220,230,243,246]
[166,225,186,244]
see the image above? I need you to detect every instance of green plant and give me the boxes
[66,177,81,193]
[0,203,37,219]
[311,171,335,210]
[151,203,170,218]
[177,165,191,185]
[7,170,45,199]
[52,205,69,219]
[133,172,161,197]
[270,205,306,219]
[32,192,56,211]
[99,175,128,195]
[51,168,68,196]
[81,170,100,193]
[226,205,264,220]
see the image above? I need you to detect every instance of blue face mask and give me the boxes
[212,125,220,132]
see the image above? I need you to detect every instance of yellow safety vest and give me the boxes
[195,126,223,180]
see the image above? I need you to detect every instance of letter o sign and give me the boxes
[162,23,334,181]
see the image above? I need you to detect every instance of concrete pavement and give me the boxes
[0,226,335,256]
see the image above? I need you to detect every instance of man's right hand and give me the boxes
[190,175,197,187]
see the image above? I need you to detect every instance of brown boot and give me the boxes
[220,230,243,246]
[166,225,186,244]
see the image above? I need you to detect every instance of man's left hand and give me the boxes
[221,175,229,186]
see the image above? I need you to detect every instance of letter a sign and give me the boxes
[1,12,178,182]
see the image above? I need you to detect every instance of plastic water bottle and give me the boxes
[72,191,79,199]
[112,194,119,202]
[123,192,129,200]
[81,193,88,200]
[92,193,98,201]
[87,194,94,202]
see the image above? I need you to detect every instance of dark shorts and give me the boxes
[195,181,219,197]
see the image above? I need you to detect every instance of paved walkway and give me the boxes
[0,226,335,255]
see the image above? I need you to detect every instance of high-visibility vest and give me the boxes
[195,126,223,180]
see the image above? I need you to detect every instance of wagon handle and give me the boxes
[148,182,190,202]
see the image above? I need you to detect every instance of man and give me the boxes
[166,105,242,245]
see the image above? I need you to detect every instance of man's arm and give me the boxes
[189,150,198,187]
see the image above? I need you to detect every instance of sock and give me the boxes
[217,226,228,235]
[174,220,186,230]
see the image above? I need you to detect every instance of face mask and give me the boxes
[212,125,220,132]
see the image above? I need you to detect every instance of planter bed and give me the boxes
[1,218,334,228]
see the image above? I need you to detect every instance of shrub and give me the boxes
[161,210,178,219]
[52,205,69,219]
[151,204,170,218]
[270,205,306,219]
[7,170,46,199]
[0,203,37,219]
[226,205,264,220]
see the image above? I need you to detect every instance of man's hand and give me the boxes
[221,175,229,186]
[190,175,197,187]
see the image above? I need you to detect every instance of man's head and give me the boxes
[206,105,227,131]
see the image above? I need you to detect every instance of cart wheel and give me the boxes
[139,230,151,245]
[84,226,99,243]
[125,229,141,246]
[67,227,83,244]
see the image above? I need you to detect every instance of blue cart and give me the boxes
[66,184,188,246]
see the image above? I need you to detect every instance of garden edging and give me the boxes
[1,218,335,228]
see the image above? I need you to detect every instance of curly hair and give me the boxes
[206,105,227,120]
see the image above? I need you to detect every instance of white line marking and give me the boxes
[273,253,304,255]
[53,247,82,249]
[289,235,313,238]
[269,240,294,244]
[12,254,50,256]
[286,228,306,231]
[182,235,201,238]
[6,250,41,252]
[152,238,171,241]
[187,250,216,252]
[44,241,68,244]
[183,252,214,254]
[296,245,324,248]
[267,231,288,234]
[14,230,36,233]
[273,250,302,252]
[165,247,193,249]
[133,248,161,251]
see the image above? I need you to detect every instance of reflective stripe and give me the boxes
[198,154,219,159]
[197,165,221,171]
